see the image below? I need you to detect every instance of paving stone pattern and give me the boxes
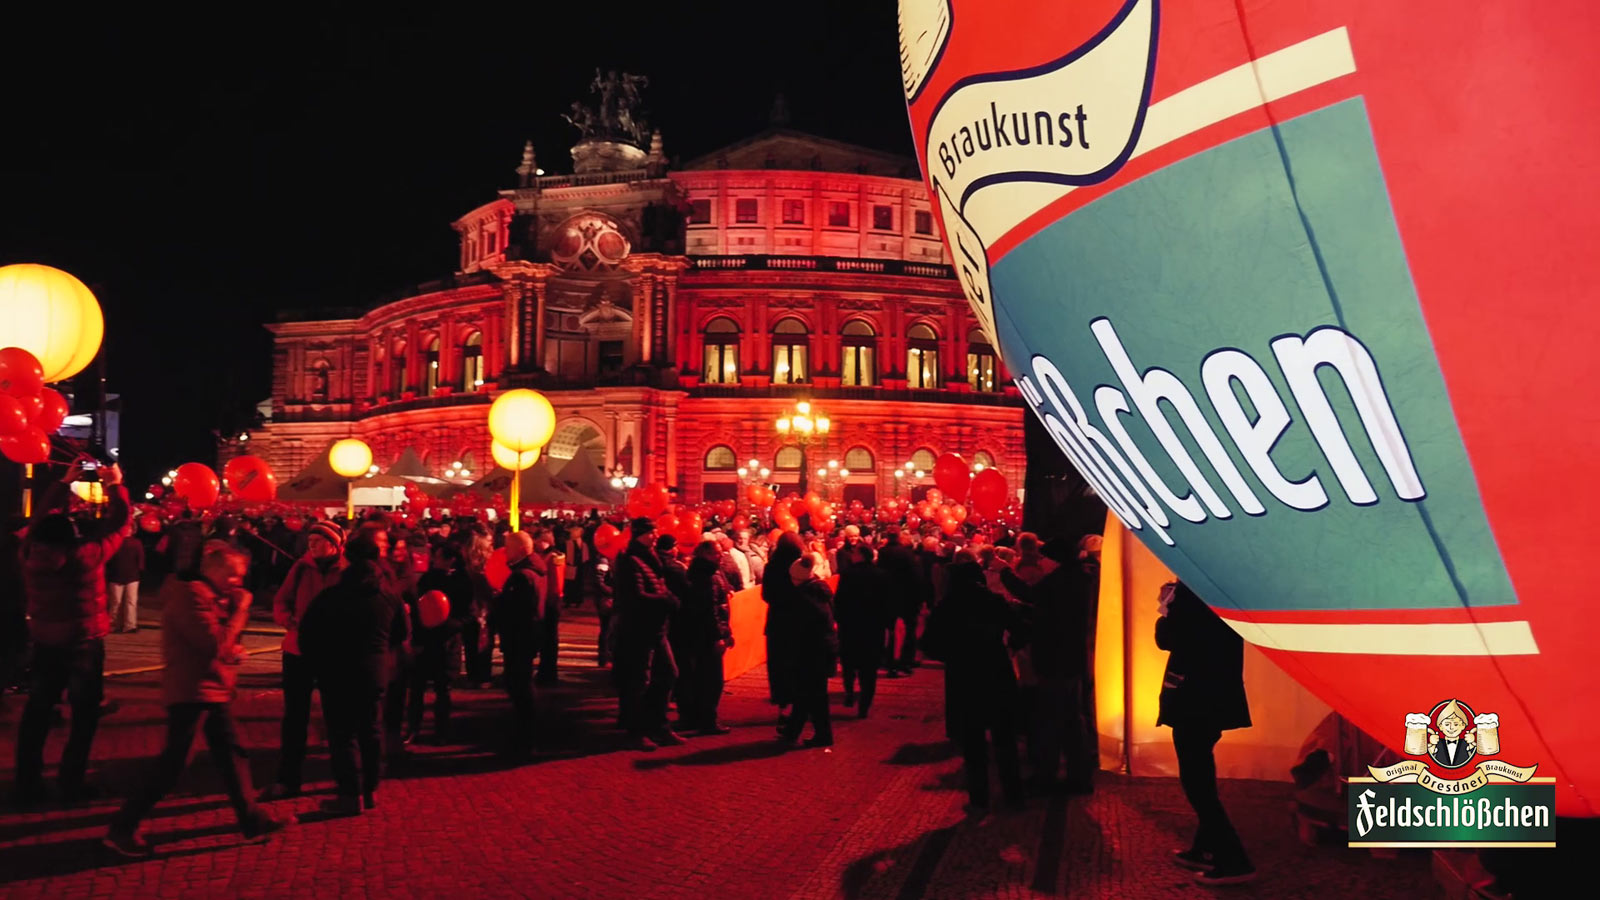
[0,609,1435,899]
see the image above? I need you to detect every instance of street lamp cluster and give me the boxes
[773,400,830,439]
[607,464,638,491]
[445,459,473,481]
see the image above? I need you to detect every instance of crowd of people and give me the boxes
[4,458,1261,883]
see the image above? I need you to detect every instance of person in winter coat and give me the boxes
[611,518,683,750]
[383,534,420,756]
[489,531,545,759]
[260,520,346,800]
[105,533,144,633]
[104,542,288,857]
[587,554,616,667]
[1157,580,1255,885]
[833,542,890,719]
[408,542,469,743]
[1000,537,1095,795]
[762,531,807,723]
[297,524,409,816]
[927,552,1025,813]
[776,553,838,748]
[459,528,496,687]
[876,528,922,676]
[675,540,734,734]
[13,463,130,806]
[531,526,563,685]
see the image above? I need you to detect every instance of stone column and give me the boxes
[531,277,548,372]
[504,286,521,370]
[635,273,655,365]
[664,410,678,488]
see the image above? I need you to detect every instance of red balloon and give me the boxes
[949,503,968,524]
[933,452,971,503]
[223,455,277,502]
[172,462,221,510]
[676,510,704,545]
[655,512,679,538]
[904,513,922,530]
[0,347,43,398]
[485,548,511,591]
[925,488,944,506]
[0,395,29,436]
[418,590,450,628]
[0,427,50,464]
[969,468,1010,517]
[638,483,671,517]
[594,523,623,559]
[731,514,749,531]
[939,515,961,535]
[30,388,68,433]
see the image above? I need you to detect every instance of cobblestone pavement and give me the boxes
[0,608,1436,899]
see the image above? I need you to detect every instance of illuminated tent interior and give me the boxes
[1094,513,1332,782]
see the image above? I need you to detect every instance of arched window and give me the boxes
[911,448,937,472]
[973,451,995,470]
[840,319,876,387]
[907,323,940,389]
[423,337,441,394]
[844,446,875,471]
[704,445,737,470]
[392,341,409,395]
[775,445,804,469]
[702,317,740,384]
[966,328,999,392]
[772,318,809,384]
[461,331,484,391]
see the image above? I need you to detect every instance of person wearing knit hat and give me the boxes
[259,515,348,801]
[308,520,344,554]
[630,517,657,538]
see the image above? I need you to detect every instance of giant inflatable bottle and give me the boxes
[899,0,1599,817]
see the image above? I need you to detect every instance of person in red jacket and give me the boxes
[12,460,130,807]
[103,541,289,857]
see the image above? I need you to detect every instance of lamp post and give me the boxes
[488,389,556,532]
[774,399,830,495]
[892,461,925,499]
[816,459,850,502]
[607,464,638,511]
[329,438,374,521]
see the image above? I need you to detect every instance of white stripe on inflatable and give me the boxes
[1216,617,1540,656]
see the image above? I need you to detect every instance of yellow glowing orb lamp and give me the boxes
[491,441,540,472]
[487,389,556,530]
[0,263,105,384]
[329,438,373,519]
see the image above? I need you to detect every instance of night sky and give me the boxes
[0,2,907,489]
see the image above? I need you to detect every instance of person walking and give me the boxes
[489,531,544,759]
[761,531,807,726]
[105,532,144,634]
[611,518,684,751]
[1157,580,1256,886]
[834,542,889,719]
[259,520,345,801]
[460,528,496,688]
[13,461,130,806]
[675,540,733,735]
[588,553,616,668]
[926,551,1025,814]
[531,527,563,685]
[297,524,409,816]
[103,542,289,856]
[776,553,838,748]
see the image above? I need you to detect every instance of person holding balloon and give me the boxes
[488,531,546,760]
[408,543,469,745]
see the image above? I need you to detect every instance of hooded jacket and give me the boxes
[23,484,130,646]
[160,575,246,706]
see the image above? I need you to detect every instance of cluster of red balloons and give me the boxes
[930,451,1012,518]
[745,482,776,509]
[0,347,69,464]
[625,482,672,520]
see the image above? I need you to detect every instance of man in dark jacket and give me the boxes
[612,518,683,750]
[409,542,469,743]
[834,543,890,718]
[297,524,409,815]
[104,542,288,856]
[777,553,838,749]
[13,463,130,806]
[489,531,544,758]
[674,540,733,735]
[530,526,563,685]
[1157,581,1254,885]
[877,528,922,676]
[1001,537,1095,795]
[105,533,144,633]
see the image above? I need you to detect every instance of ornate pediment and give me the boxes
[836,297,882,311]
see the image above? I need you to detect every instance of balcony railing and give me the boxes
[531,168,658,189]
[356,391,494,420]
[689,255,954,280]
[688,383,1020,407]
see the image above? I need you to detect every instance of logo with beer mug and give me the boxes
[1366,698,1535,795]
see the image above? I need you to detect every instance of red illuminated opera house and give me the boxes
[257,119,1026,507]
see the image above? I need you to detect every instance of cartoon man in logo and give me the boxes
[1427,699,1477,769]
